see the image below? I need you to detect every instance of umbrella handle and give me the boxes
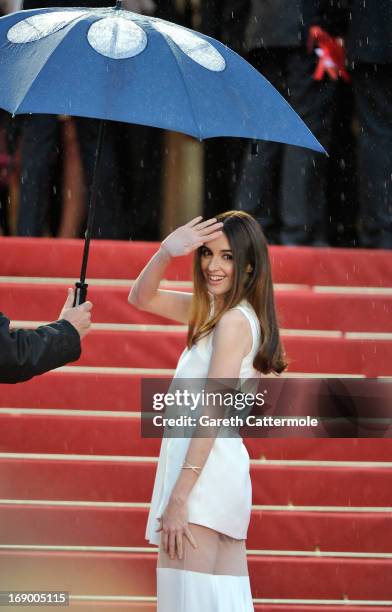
[73,281,88,306]
[77,119,106,301]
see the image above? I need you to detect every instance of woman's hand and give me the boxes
[156,496,197,560]
[160,216,223,258]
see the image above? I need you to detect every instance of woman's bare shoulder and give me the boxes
[214,308,252,338]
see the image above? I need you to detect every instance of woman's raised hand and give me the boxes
[160,216,223,258]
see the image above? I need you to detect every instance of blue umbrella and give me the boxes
[0,3,326,302]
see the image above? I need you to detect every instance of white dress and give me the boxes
[145,299,261,611]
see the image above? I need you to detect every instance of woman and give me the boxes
[128,211,286,611]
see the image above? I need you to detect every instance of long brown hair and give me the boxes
[187,210,287,374]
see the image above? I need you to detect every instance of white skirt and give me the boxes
[157,568,254,612]
[156,522,254,612]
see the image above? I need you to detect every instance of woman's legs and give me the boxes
[157,523,253,611]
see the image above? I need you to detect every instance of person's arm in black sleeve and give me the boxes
[0,312,81,384]
[0,287,92,384]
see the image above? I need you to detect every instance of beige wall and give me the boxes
[161,133,204,237]
[1,0,23,14]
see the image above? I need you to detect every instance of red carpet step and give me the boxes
[15,605,392,612]
[254,608,388,612]
[0,326,377,375]
[1,237,391,286]
[16,607,157,612]
[1,372,391,426]
[1,413,392,461]
[1,505,391,553]
[69,329,392,376]
[18,606,392,612]
[1,283,391,333]
[1,550,391,599]
[1,459,392,506]
[0,371,143,411]
[1,373,391,454]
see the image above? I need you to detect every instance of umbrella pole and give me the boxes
[74,119,106,306]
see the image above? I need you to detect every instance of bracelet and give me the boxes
[182,461,201,476]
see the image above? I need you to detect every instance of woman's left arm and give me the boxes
[159,309,251,559]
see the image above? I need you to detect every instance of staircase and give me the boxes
[0,237,391,611]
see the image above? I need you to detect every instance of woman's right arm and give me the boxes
[128,246,191,323]
[128,216,223,324]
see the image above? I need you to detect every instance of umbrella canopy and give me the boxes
[0,5,325,152]
[0,5,326,304]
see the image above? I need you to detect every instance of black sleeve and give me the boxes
[0,313,81,384]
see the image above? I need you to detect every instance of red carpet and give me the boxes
[1,459,392,506]
[1,505,391,553]
[1,606,385,612]
[67,329,392,375]
[0,237,391,610]
[2,413,392,460]
[0,236,391,285]
[1,550,391,599]
[1,282,391,332]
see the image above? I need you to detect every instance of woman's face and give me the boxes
[200,232,234,301]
